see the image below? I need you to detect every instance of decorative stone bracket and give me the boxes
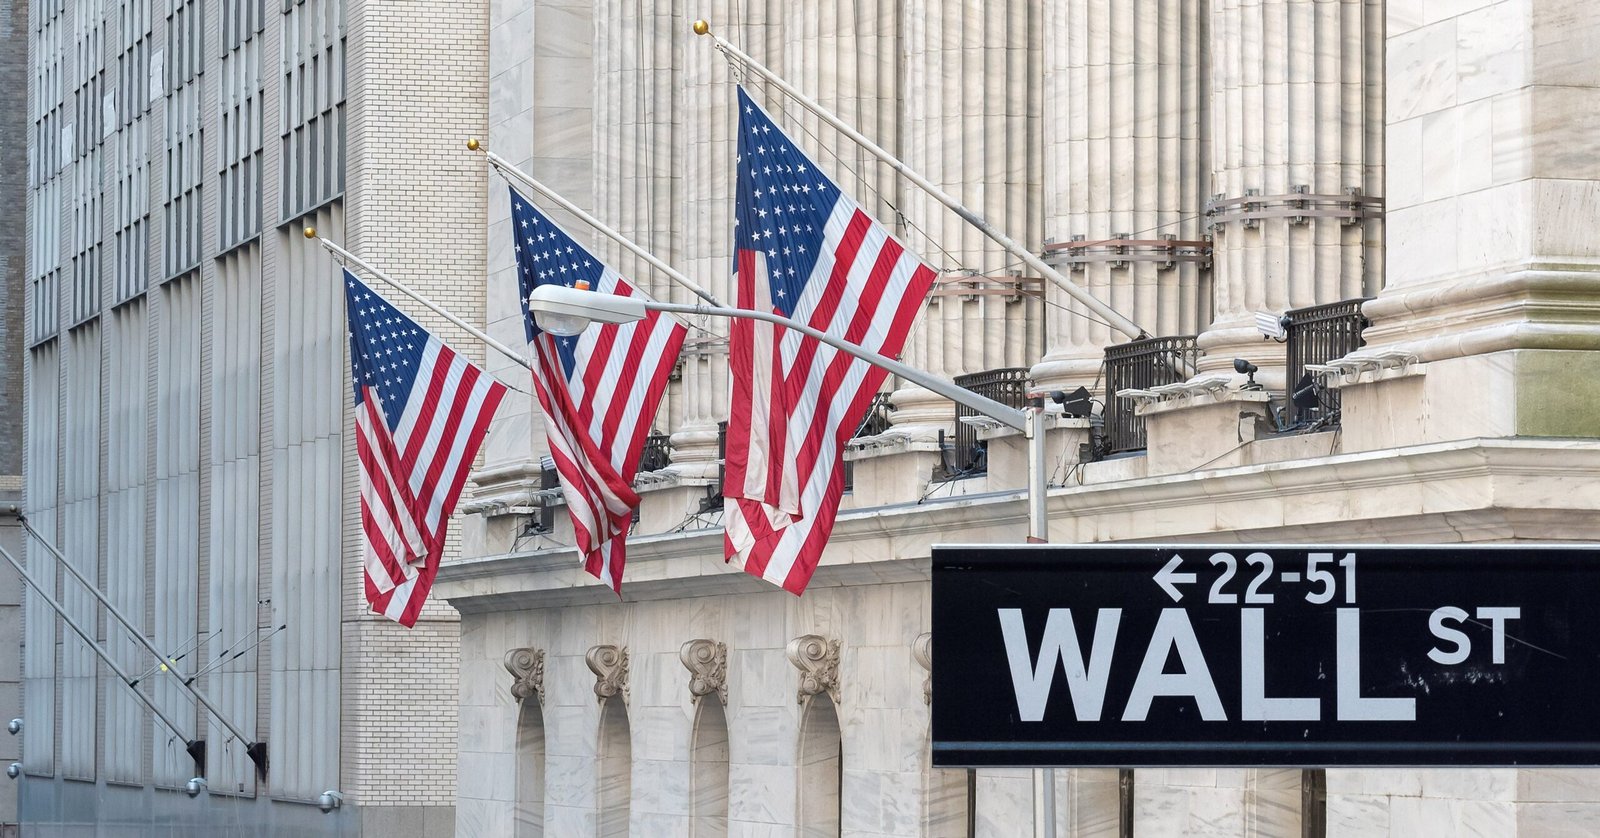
[679,639,728,705]
[911,632,932,706]
[786,634,841,705]
[586,644,629,702]
[503,647,545,704]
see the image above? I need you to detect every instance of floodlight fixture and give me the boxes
[1233,358,1262,391]
[1051,386,1094,418]
[1255,311,1289,341]
[1290,372,1320,411]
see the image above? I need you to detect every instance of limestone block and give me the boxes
[635,483,714,536]
[1388,20,1459,122]
[1140,391,1274,476]
[845,447,942,507]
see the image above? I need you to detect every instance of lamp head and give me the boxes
[1290,372,1319,410]
[526,284,648,336]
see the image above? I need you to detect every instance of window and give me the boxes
[219,0,263,250]
[162,0,203,278]
[515,701,546,837]
[690,700,729,838]
[597,697,632,838]
[798,695,842,838]
[280,0,344,219]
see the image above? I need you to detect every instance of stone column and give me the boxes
[1334,0,1600,452]
[889,0,1043,448]
[1033,0,1212,392]
[1195,0,1383,389]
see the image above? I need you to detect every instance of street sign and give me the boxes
[931,544,1600,767]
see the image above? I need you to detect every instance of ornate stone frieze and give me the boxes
[679,638,728,705]
[912,632,932,705]
[586,644,629,702]
[502,647,545,704]
[786,634,841,704]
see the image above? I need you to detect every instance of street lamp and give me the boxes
[526,284,1051,542]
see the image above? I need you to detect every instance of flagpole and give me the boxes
[0,524,197,753]
[9,512,265,768]
[468,141,725,308]
[308,229,535,373]
[692,19,1147,342]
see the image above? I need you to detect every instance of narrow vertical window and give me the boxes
[690,700,729,838]
[515,700,545,837]
[798,695,842,838]
[598,697,631,838]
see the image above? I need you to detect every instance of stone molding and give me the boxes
[502,647,544,704]
[787,634,841,705]
[679,638,728,705]
[912,632,932,705]
[586,644,629,702]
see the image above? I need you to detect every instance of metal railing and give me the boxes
[1103,336,1200,455]
[638,432,672,473]
[843,392,895,492]
[1285,299,1369,428]
[699,421,728,513]
[942,367,1031,478]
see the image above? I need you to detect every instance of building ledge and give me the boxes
[436,437,1600,611]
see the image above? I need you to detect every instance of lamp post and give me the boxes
[526,284,1052,543]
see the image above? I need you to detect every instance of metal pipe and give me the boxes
[693,20,1146,342]
[647,300,1029,432]
[11,515,257,750]
[471,143,725,307]
[311,231,535,372]
[0,535,194,746]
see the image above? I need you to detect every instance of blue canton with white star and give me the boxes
[346,270,430,433]
[734,86,843,317]
[510,187,604,379]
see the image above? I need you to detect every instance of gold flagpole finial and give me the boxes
[692,19,710,35]
[304,226,317,239]
[466,137,481,151]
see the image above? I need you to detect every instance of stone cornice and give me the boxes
[436,438,1600,611]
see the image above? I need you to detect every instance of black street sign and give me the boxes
[931,544,1600,767]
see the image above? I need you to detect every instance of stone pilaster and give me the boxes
[1334,0,1600,451]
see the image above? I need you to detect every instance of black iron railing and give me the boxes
[699,420,728,513]
[1285,299,1369,427]
[638,432,672,473]
[842,392,895,492]
[942,367,1031,478]
[1103,336,1200,455]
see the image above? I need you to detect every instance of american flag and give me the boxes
[347,270,508,627]
[724,87,939,594]
[510,186,688,593]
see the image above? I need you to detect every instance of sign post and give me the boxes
[932,544,1600,767]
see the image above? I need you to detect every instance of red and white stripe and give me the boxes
[725,197,938,593]
[531,272,686,594]
[358,341,506,626]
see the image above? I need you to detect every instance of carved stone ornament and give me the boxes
[679,639,728,705]
[503,647,545,704]
[586,644,629,702]
[786,634,841,704]
[912,632,932,705]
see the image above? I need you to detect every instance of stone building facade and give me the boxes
[3,0,29,832]
[18,0,485,834]
[441,0,1600,837]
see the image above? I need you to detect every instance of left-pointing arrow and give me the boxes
[1155,554,1197,602]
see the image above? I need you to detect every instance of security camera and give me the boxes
[184,777,207,798]
[6,763,20,779]
[7,718,20,735]
[318,790,344,813]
